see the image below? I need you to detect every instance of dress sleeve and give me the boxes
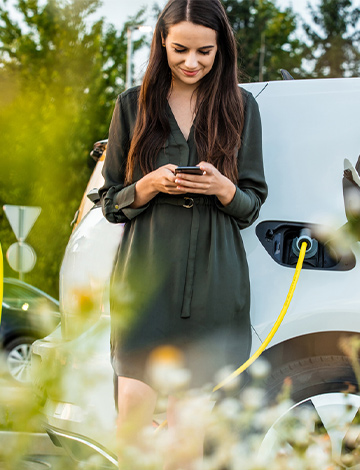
[216,91,268,229]
[99,92,150,224]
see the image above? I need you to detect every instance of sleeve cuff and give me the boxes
[115,183,150,220]
[216,188,260,228]
[216,187,252,215]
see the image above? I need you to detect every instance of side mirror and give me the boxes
[280,69,294,80]
[343,156,360,241]
[90,140,108,162]
[87,188,100,204]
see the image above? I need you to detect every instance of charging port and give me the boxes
[256,221,356,271]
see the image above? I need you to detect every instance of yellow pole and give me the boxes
[0,243,3,323]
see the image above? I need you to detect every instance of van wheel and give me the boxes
[266,355,358,403]
[262,356,360,466]
[261,391,360,465]
[5,336,37,383]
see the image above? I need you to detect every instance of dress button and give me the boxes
[115,205,119,210]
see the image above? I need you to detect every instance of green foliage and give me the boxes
[222,0,307,81]
[304,0,360,78]
[0,0,147,297]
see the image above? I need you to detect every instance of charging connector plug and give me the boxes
[292,228,318,259]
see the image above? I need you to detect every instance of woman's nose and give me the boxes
[184,52,198,69]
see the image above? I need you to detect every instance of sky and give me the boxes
[95,0,317,30]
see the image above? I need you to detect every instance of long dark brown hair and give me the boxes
[125,0,244,185]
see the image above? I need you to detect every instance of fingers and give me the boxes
[174,164,223,195]
[173,174,205,185]
[154,165,189,195]
[155,166,176,183]
[159,163,218,194]
[198,161,216,175]
[174,175,210,192]
[168,188,188,194]
[163,164,178,174]
[161,165,179,182]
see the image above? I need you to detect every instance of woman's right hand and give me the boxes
[130,164,186,208]
[151,164,187,194]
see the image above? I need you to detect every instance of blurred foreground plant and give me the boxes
[0,351,45,469]
[3,331,360,470]
[112,355,337,470]
[0,0,147,297]
[3,288,360,470]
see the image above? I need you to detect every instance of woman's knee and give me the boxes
[117,377,157,411]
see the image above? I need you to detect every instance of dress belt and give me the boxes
[154,195,215,208]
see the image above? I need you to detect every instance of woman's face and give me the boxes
[163,21,218,89]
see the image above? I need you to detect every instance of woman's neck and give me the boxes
[168,81,197,140]
[170,77,198,98]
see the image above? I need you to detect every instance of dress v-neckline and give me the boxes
[167,102,195,144]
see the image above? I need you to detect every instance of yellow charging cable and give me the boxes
[213,241,307,391]
[155,241,308,432]
[0,243,3,323]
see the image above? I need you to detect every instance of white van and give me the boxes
[32,77,360,466]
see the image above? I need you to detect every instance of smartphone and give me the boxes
[174,166,203,175]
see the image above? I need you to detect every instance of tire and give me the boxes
[262,356,360,465]
[5,336,37,383]
[266,355,358,403]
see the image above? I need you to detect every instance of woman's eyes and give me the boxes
[174,48,210,56]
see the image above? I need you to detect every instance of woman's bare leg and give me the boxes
[116,377,157,465]
[164,395,207,470]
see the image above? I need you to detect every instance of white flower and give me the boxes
[217,398,242,420]
[305,443,332,468]
[241,387,266,410]
[344,424,360,447]
[248,358,271,380]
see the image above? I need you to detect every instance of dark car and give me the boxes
[1,278,60,383]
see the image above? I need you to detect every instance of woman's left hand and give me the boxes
[174,162,236,206]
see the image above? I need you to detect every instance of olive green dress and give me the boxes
[100,86,267,388]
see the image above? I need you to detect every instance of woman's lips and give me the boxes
[181,69,199,77]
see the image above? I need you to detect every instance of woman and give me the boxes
[100,0,267,466]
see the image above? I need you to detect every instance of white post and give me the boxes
[259,30,265,82]
[126,27,133,90]
[18,208,24,281]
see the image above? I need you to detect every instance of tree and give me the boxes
[222,0,307,81]
[304,0,360,78]
[0,0,146,296]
